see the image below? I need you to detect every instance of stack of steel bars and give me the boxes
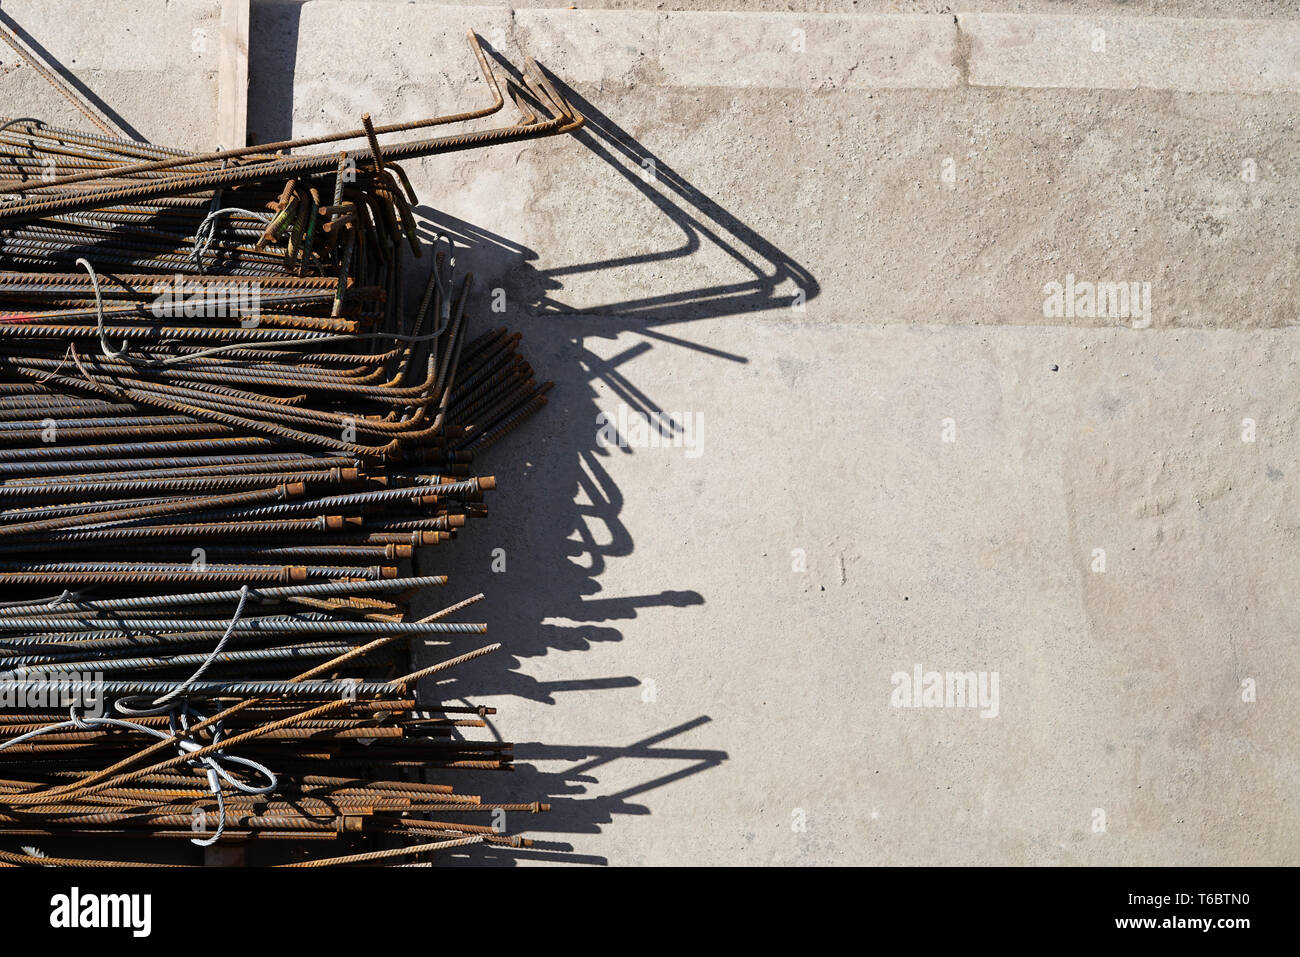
[0,24,578,865]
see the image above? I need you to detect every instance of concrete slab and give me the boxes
[242,0,1300,866]
[257,0,1300,21]
[962,14,1300,93]
[430,320,1297,866]
[0,1,226,150]
[250,3,1297,864]
[507,10,960,89]
[2,0,1293,866]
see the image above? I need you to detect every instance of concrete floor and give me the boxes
[3,1,1297,865]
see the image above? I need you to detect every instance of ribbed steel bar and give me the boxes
[0,15,576,866]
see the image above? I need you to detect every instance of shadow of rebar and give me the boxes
[409,60,819,864]
[0,9,145,141]
[0,20,824,865]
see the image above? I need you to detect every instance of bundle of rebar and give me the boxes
[0,25,578,865]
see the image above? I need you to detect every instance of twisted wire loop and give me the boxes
[0,706,278,847]
[0,586,278,846]
[190,206,272,275]
[74,257,129,360]
[118,585,277,846]
[0,26,573,864]
[153,584,251,707]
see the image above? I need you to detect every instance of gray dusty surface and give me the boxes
[2,1,1295,865]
